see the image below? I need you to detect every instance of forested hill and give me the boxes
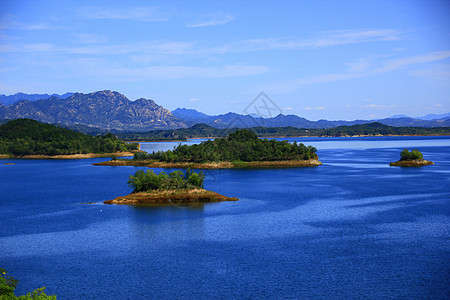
[0,119,138,156]
[115,122,450,141]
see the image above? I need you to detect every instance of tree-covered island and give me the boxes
[390,149,434,167]
[96,129,321,168]
[104,169,238,205]
[0,119,140,158]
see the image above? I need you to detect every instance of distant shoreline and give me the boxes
[125,134,450,143]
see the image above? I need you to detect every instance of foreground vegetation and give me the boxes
[390,149,434,167]
[114,122,450,141]
[0,268,56,299]
[134,129,318,163]
[0,119,138,156]
[105,169,237,205]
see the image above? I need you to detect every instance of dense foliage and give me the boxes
[115,122,450,141]
[400,149,423,161]
[128,169,205,193]
[0,268,56,299]
[133,129,318,163]
[0,119,138,156]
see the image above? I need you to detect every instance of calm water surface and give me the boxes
[0,136,449,299]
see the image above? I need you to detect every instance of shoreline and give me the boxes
[390,159,434,167]
[0,151,142,160]
[122,134,450,143]
[94,158,322,169]
[104,189,238,205]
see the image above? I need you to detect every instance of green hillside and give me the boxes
[0,118,138,156]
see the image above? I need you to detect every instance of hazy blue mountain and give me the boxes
[0,92,73,105]
[172,106,450,128]
[387,114,410,119]
[171,108,210,121]
[387,113,450,121]
[416,113,450,120]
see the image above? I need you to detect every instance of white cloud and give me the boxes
[374,51,450,73]
[73,33,108,44]
[190,98,200,102]
[81,6,167,22]
[304,106,325,110]
[361,104,406,109]
[187,13,234,27]
[409,64,450,82]
[264,50,450,94]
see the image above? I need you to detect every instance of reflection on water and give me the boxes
[0,136,449,299]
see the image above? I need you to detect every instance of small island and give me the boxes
[104,169,238,205]
[390,149,434,167]
[0,119,140,159]
[96,129,321,168]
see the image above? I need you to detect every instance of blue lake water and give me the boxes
[0,136,449,299]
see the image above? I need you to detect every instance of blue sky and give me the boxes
[0,0,449,120]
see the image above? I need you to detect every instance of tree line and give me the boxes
[0,119,139,156]
[128,169,205,193]
[400,149,423,161]
[133,129,318,163]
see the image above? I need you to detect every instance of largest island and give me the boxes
[96,129,321,168]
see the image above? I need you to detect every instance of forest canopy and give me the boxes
[0,118,138,156]
[133,129,318,163]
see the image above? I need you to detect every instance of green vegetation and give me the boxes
[400,149,423,161]
[128,169,205,193]
[0,119,138,156]
[133,129,318,163]
[0,268,56,299]
[114,122,450,141]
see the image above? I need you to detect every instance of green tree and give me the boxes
[0,268,56,299]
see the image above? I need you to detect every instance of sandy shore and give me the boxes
[94,158,322,168]
[104,189,238,205]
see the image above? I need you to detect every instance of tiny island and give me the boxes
[104,169,238,205]
[96,129,321,169]
[390,149,434,167]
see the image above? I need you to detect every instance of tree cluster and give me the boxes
[0,119,138,156]
[0,268,56,299]
[133,129,318,163]
[128,169,205,193]
[400,149,423,161]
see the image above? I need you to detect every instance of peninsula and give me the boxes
[390,149,434,167]
[95,129,321,168]
[104,169,237,205]
[0,119,140,158]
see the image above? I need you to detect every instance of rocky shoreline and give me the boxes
[390,159,434,167]
[104,189,238,205]
[94,158,322,169]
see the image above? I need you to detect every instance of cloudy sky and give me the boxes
[0,0,449,120]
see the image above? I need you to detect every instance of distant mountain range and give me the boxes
[388,113,450,121]
[0,92,74,106]
[172,107,450,129]
[0,90,448,131]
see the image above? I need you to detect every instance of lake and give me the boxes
[1,136,449,299]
